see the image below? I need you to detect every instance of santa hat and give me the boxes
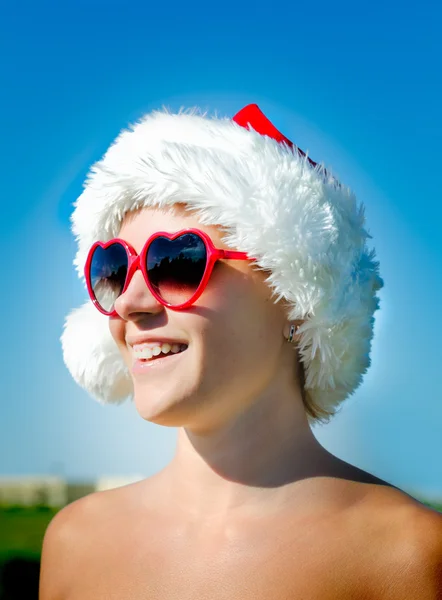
[61,103,383,424]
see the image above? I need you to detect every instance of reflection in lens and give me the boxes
[146,234,207,305]
[89,243,128,312]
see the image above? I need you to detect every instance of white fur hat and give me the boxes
[61,104,383,424]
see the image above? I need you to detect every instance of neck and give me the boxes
[164,383,334,520]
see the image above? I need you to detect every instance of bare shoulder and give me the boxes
[39,478,153,599]
[350,484,442,599]
[39,489,115,599]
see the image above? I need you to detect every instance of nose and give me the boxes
[113,269,164,320]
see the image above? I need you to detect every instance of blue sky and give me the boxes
[1,0,441,501]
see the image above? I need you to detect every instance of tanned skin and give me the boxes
[40,206,442,599]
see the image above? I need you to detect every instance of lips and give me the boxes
[132,342,188,360]
[126,335,188,348]
[138,344,187,362]
[131,345,187,374]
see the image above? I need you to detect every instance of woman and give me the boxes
[40,104,442,599]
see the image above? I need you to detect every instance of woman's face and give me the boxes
[109,205,293,431]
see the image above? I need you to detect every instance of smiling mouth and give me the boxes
[131,344,188,374]
[135,344,188,363]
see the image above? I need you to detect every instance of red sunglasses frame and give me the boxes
[85,228,255,316]
[84,104,322,316]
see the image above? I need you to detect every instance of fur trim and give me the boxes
[62,107,383,424]
[61,302,132,403]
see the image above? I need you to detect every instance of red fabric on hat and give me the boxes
[232,103,319,169]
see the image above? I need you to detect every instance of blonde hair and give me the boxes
[296,351,332,423]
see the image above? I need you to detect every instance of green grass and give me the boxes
[0,505,60,566]
[422,501,442,513]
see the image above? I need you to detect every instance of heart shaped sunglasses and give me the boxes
[85,229,256,315]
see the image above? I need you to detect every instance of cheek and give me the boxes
[203,280,279,363]
[109,317,126,348]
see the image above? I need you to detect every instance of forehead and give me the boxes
[119,204,229,252]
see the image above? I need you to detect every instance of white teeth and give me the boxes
[133,347,153,359]
[133,343,187,361]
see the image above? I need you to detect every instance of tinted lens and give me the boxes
[89,243,128,312]
[146,233,207,305]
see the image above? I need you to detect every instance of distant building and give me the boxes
[95,475,145,492]
[0,475,145,507]
[66,482,95,503]
[0,474,146,507]
[0,476,67,507]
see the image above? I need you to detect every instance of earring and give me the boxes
[287,324,299,343]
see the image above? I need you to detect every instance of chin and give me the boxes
[132,381,199,427]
